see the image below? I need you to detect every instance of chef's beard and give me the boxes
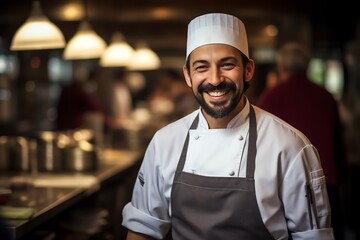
[192,77,245,119]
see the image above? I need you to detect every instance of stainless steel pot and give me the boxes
[12,136,31,172]
[63,141,98,172]
[0,136,10,172]
[37,131,63,172]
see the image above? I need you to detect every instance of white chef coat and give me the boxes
[122,99,334,240]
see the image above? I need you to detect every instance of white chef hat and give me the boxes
[186,13,249,59]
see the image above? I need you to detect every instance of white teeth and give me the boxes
[208,91,226,97]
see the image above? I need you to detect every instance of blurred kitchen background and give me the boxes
[0,0,360,239]
[0,0,359,132]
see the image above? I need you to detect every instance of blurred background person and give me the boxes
[265,65,281,89]
[257,42,348,240]
[55,68,114,131]
[148,69,197,120]
[164,69,198,119]
[110,69,133,125]
[55,68,116,148]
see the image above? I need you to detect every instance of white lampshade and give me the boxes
[10,1,65,51]
[129,41,161,71]
[63,20,106,60]
[100,32,134,67]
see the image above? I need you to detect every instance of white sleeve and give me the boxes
[122,135,171,239]
[282,144,334,239]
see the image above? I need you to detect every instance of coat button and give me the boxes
[194,135,200,140]
[238,135,243,141]
[229,170,235,176]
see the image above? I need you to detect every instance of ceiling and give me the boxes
[0,0,358,62]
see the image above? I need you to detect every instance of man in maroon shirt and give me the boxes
[257,42,347,240]
[56,69,114,131]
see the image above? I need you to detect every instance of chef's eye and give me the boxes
[221,63,235,70]
[195,65,208,72]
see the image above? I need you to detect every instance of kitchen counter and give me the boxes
[0,148,143,240]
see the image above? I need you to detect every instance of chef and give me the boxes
[122,13,334,240]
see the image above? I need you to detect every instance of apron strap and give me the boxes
[175,114,199,174]
[246,105,257,179]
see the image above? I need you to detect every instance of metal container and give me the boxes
[0,136,10,172]
[63,141,98,172]
[12,136,31,172]
[111,127,145,150]
[37,131,63,172]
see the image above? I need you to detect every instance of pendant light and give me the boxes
[128,41,161,71]
[63,0,106,60]
[100,32,134,67]
[63,20,106,59]
[10,1,65,51]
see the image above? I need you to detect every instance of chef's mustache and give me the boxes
[198,81,236,93]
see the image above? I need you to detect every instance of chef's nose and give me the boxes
[208,67,225,86]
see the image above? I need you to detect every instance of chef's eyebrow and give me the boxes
[192,56,238,67]
[192,59,208,67]
[219,56,238,63]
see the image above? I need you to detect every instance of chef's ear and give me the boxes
[183,64,192,87]
[244,59,255,81]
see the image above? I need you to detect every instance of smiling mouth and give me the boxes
[207,90,230,97]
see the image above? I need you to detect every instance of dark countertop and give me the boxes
[0,149,143,240]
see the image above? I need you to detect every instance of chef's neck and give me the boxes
[203,96,246,129]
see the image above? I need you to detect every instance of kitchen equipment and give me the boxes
[0,136,10,172]
[63,141,98,172]
[0,206,35,219]
[12,136,31,172]
[72,128,95,143]
[37,131,63,172]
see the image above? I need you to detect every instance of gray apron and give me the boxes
[170,106,275,240]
